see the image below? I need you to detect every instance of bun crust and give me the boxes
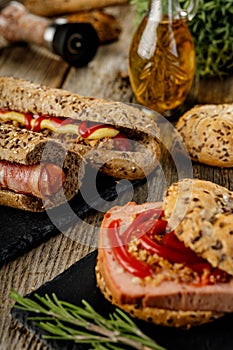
[83,133,161,180]
[176,104,233,167]
[163,178,233,275]
[0,124,66,165]
[0,77,159,138]
[0,189,44,212]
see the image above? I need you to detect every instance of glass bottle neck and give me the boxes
[148,0,181,21]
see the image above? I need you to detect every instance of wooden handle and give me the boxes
[0,2,49,45]
[67,10,122,44]
[23,0,130,17]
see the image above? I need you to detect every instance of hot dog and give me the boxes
[96,179,233,328]
[0,77,161,180]
[0,124,83,212]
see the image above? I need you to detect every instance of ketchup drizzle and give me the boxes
[78,121,108,138]
[24,113,33,130]
[32,116,45,132]
[1,109,132,151]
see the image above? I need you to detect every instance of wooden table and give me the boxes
[0,3,233,350]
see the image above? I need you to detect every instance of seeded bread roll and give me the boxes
[96,262,223,328]
[176,104,233,167]
[163,178,233,275]
[96,176,233,328]
[0,76,160,180]
[71,132,160,180]
[0,77,158,136]
[0,124,83,211]
[0,190,44,212]
[96,201,231,329]
[1,124,65,165]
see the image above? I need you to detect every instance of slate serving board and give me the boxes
[11,250,233,350]
[0,167,144,266]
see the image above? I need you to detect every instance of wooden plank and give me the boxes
[0,3,233,349]
[193,74,233,105]
[62,5,137,102]
[0,42,68,87]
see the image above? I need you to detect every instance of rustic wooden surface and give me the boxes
[0,3,233,350]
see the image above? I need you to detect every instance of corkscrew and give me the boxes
[0,1,99,67]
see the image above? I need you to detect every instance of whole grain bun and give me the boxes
[1,124,65,165]
[0,124,83,211]
[96,261,223,328]
[71,132,160,180]
[0,77,159,137]
[176,104,233,167]
[0,190,45,212]
[96,201,233,328]
[0,77,160,180]
[163,178,233,275]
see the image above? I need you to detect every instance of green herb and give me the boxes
[130,0,149,19]
[10,289,166,350]
[130,0,233,78]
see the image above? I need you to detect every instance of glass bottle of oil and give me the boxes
[128,0,199,117]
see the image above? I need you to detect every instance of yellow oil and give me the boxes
[128,17,196,116]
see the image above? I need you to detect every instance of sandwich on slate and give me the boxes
[0,76,161,181]
[96,178,233,328]
[0,124,82,212]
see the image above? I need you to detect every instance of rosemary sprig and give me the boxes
[130,0,233,78]
[10,289,166,350]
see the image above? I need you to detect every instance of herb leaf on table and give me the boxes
[10,289,166,350]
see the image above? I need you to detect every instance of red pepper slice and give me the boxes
[139,221,227,282]
[139,222,211,266]
[140,233,204,265]
[120,208,164,244]
[107,209,228,284]
[138,218,167,238]
[161,231,205,263]
[108,219,152,278]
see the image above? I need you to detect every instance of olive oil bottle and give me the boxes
[128,0,199,117]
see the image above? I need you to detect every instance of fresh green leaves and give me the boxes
[130,0,233,78]
[130,0,148,19]
[10,289,166,350]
